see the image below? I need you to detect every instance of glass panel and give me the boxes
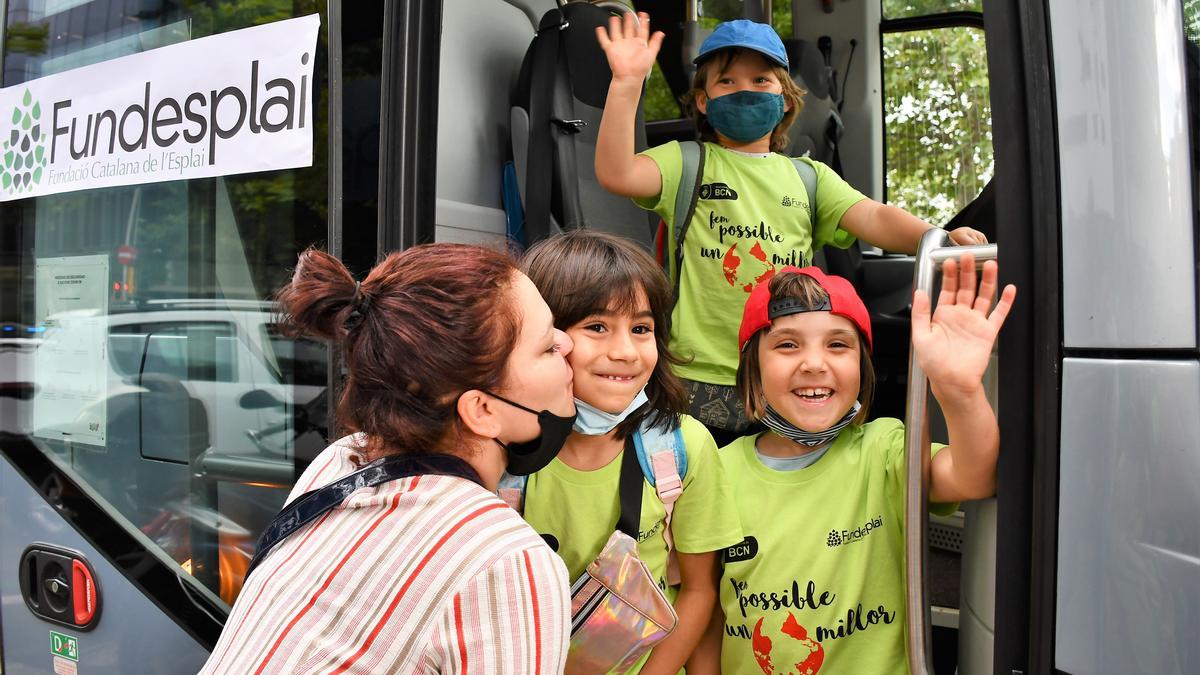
[700,0,743,28]
[883,26,992,225]
[772,0,792,39]
[882,0,982,20]
[0,0,329,609]
[644,63,681,122]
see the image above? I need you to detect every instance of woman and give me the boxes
[200,244,576,674]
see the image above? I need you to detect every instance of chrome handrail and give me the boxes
[905,229,998,675]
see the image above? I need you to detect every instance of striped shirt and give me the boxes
[200,435,571,674]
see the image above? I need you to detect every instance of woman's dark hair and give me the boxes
[277,244,521,459]
[737,271,874,425]
[682,48,806,153]
[522,230,688,439]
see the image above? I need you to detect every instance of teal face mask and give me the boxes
[705,90,786,143]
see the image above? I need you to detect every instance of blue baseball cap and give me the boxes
[694,19,789,69]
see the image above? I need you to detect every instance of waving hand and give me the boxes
[595,11,664,83]
[911,254,1016,398]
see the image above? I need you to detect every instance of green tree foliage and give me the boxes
[883,0,981,20]
[644,63,681,121]
[1185,0,1200,43]
[883,24,992,225]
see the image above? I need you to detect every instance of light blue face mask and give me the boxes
[572,389,650,436]
[705,90,786,143]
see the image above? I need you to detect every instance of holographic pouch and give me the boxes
[565,530,678,674]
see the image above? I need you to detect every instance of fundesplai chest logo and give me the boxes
[826,514,884,547]
[0,14,319,202]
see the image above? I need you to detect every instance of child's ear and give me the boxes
[696,91,708,115]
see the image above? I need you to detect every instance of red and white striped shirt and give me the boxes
[200,435,570,674]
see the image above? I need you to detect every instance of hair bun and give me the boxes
[278,248,357,341]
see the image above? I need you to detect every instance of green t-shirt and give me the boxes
[716,419,956,675]
[523,415,743,587]
[635,141,867,386]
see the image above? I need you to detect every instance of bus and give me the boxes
[0,1,1195,673]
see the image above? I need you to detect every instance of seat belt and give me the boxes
[524,10,567,245]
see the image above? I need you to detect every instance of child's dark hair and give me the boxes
[737,271,874,424]
[277,245,521,460]
[522,230,688,438]
[682,48,806,153]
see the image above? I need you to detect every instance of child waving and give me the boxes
[691,257,1013,674]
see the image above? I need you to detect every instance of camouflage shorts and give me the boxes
[682,378,751,433]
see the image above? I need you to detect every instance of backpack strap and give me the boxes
[633,421,687,585]
[791,156,819,229]
[496,471,528,513]
[248,454,483,578]
[667,140,706,296]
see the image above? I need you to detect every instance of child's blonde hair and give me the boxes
[736,271,874,424]
[683,48,806,153]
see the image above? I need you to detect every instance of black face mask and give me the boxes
[486,392,576,476]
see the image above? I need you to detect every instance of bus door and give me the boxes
[0,1,396,670]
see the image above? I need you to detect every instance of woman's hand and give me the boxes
[595,11,664,84]
[911,254,1016,399]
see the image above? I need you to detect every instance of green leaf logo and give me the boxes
[2,89,47,194]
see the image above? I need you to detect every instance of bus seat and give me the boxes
[783,38,842,170]
[510,1,657,249]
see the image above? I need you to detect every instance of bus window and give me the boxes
[0,1,329,616]
[881,1,991,226]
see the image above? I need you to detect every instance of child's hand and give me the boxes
[948,226,988,245]
[595,11,664,84]
[911,254,1016,399]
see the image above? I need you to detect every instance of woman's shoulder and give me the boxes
[285,433,369,501]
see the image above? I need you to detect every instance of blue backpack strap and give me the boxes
[633,419,687,585]
[791,156,818,229]
[632,422,687,487]
[496,471,528,513]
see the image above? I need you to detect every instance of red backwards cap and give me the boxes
[738,267,873,351]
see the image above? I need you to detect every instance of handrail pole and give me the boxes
[904,230,999,674]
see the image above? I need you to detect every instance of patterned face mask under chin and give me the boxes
[762,401,862,448]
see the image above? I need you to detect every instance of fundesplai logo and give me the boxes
[826,515,884,547]
[3,89,47,193]
[0,14,319,202]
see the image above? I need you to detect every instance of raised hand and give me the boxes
[911,254,1016,399]
[595,11,664,83]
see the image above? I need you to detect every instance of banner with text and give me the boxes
[0,13,320,202]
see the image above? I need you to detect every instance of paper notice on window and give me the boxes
[33,254,109,447]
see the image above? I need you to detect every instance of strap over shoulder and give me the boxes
[632,421,687,500]
[248,453,483,578]
[791,156,819,224]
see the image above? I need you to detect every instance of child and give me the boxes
[691,258,1014,674]
[520,230,744,674]
[594,14,987,442]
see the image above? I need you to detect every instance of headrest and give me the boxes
[784,39,830,100]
